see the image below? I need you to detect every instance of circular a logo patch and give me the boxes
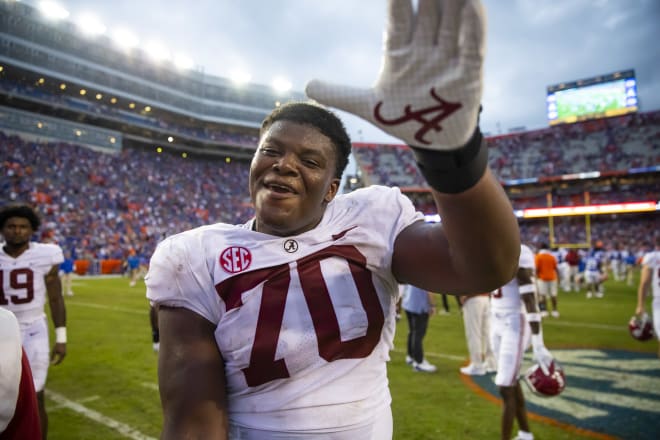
[283,239,298,253]
[219,246,252,273]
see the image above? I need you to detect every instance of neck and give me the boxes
[3,242,29,258]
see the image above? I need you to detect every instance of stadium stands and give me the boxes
[353,110,660,188]
[1,130,253,270]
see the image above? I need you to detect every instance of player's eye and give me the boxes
[302,158,320,168]
[259,146,279,156]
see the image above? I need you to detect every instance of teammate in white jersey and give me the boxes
[636,236,660,358]
[490,244,554,440]
[146,1,521,438]
[0,204,67,440]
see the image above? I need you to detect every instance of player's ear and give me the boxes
[324,178,340,204]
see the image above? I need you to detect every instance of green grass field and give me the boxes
[44,272,656,439]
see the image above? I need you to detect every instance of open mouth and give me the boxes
[265,182,297,194]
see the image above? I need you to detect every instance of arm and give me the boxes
[636,264,651,315]
[45,264,66,364]
[518,267,553,372]
[392,168,519,295]
[157,306,228,440]
[518,268,541,336]
[307,1,519,294]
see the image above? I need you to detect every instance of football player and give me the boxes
[534,243,559,317]
[0,204,67,440]
[584,243,606,299]
[490,244,555,440]
[146,1,520,438]
[635,236,660,357]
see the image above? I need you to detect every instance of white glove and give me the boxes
[306,0,486,151]
[531,333,554,375]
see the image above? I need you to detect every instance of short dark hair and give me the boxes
[0,204,41,230]
[260,101,352,179]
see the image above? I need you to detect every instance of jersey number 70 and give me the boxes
[216,245,385,387]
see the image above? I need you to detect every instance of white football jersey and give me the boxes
[641,251,660,299]
[0,242,64,326]
[146,185,423,433]
[490,244,535,313]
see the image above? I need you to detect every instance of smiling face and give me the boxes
[249,120,340,237]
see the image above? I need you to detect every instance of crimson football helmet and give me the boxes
[629,313,654,341]
[523,360,566,397]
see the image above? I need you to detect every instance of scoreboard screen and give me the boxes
[546,70,638,125]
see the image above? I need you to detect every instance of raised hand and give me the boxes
[306,0,486,151]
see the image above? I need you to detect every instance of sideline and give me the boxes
[46,389,156,440]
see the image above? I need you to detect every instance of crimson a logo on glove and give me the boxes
[373,88,463,146]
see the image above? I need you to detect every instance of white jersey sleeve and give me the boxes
[146,185,423,433]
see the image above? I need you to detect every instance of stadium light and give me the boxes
[38,1,69,21]
[173,54,194,71]
[144,40,170,63]
[112,28,139,51]
[272,77,292,94]
[75,12,106,37]
[230,70,252,86]
[521,201,658,218]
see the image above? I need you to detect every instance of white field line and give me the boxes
[541,320,625,331]
[46,389,156,440]
[49,394,99,411]
[140,382,159,391]
[65,301,147,315]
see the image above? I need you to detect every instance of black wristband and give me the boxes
[410,128,488,194]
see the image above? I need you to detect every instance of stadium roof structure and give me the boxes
[0,0,305,158]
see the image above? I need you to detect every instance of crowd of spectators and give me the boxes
[353,110,660,186]
[518,214,657,254]
[508,181,660,210]
[1,130,253,264]
[351,143,425,188]
[2,107,659,271]
[488,111,660,180]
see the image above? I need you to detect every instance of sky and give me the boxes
[27,0,660,143]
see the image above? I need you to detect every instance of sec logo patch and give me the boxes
[220,246,252,273]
